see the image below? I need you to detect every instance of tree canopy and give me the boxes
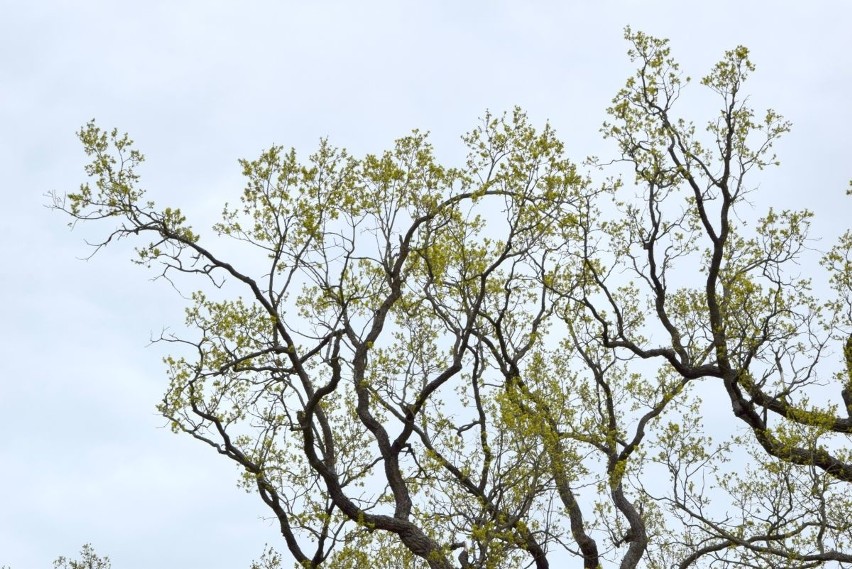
[52,544,111,569]
[52,29,852,569]
[2,544,111,569]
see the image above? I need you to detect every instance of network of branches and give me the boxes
[52,29,852,569]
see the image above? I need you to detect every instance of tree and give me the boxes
[2,544,111,569]
[52,544,111,569]
[52,29,852,568]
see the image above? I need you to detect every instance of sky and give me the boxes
[1,1,850,568]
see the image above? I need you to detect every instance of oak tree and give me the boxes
[53,29,852,569]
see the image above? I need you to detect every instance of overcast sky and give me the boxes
[1,2,850,568]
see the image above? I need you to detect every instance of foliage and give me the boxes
[52,29,852,569]
[2,545,111,569]
[53,544,111,569]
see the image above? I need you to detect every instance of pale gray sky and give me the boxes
[1,2,850,568]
